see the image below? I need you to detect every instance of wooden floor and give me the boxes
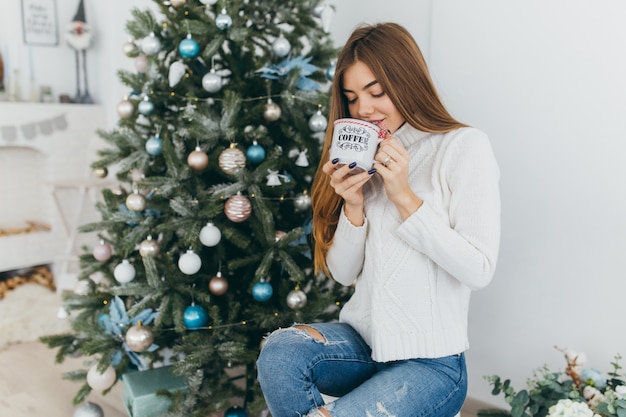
[0,340,487,417]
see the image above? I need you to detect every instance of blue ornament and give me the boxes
[252,281,273,302]
[224,406,248,417]
[246,142,265,164]
[325,63,336,81]
[179,36,200,59]
[145,136,163,156]
[118,203,142,226]
[183,304,208,330]
[98,313,109,329]
[215,9,232,30]
[138,98,155,116]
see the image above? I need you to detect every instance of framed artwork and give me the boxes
[21,0,59,46]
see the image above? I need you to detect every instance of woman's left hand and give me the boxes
[374,134,423,219]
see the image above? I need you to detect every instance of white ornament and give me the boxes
[200,0,218,3]
[272,34,291,57]
[178,250,202,275]
[114,259,136,284]
[202,69,222,93]
[134,55,148,73]
[266,170,282,187]
[295,150,309,167]
[73,402,104,417]
[168,61,186,87]
[141,33,161,56]
[308,110,328,132]
[57,306,70,319]
[86,364,116,390]
[199,222,221,247]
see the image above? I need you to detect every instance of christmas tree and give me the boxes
[41,1,350,416]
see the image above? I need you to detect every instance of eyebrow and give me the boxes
[341,79,379,93]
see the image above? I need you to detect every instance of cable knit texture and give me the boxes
[326,124,501,362]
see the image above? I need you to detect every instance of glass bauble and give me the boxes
[126,192,146,212]
[125,323,154,352]
[179,35,199,59]
[202,70,222,93]
[224,405,248,417]
[93,167,108,178]
[294,192,312,211]
[224,194,252,223]
[187,147,209,171]
[114,259,136,284]
[215,9,232,30]
[218,146,246,175]
[138,97,154,116]
[252,281,273,302]
[263,99,282,122]
[117,98,135,119]
[134,54,148,73]
[122,41,135,57]
[308,110,328,132]
[73,402,104,417]
[209,272,228,296]
[92,241,112,262]
[199,222,221,247]
[178,250,202,275]
[183,304,208,329]
[139,237,160,257]
[286,289,308,309]
[141,33,161,56]
[145,135,163,156]
[246,141,265,164]
[272,35,291,57]
[86,365,116,390]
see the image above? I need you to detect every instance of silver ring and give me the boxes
[382,156,391,167]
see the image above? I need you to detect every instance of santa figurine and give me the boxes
[65,0,94,103]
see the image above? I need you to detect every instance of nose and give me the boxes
[355,97,374,118]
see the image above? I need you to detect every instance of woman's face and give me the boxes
[341,61,405,133]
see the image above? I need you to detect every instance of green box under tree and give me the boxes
[123,366,188,417]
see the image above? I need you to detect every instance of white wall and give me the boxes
[4,0,626,409]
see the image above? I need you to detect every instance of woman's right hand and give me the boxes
[322,159,373,226]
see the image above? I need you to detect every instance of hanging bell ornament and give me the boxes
[125,322,154,352]
[126,191,147,212]
[272,34,291,57]
[266,170,281,187]
[246,141,266,164]
[199,222,221,247]
[114,259,136,284]
[141,33,161,56]
[294,192,312,211]
[295,149,309,167]
[178,250,202,275]
[218,144,246,175]
[286,289,308,310]
[215,8,233,30]
[117,97,135,119]
[263,98,282,122]
[139,236,160,257]
[308,110,328,132]
[209,271,228,296]
[169,61,186,87]
[187,147,209,171]
[224,193,252,223]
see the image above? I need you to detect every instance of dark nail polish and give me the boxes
[349,162,357,169]
[368,168,377,175]
[332,158,339,164]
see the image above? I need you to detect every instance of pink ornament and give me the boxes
[224,194,252,222]
[93,241,112,262]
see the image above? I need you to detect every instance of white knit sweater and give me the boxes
[326,124,501,362]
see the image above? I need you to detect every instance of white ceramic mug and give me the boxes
[329,118,383,172]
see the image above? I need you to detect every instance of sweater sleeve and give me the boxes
[396,129,501,290]
[326,208,368,286]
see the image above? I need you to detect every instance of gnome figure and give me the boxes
[65,0,94,103]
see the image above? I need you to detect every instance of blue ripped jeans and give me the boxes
[256,322,466,417]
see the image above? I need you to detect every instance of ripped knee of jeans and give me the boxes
[305,405,331,417]
[293,324,327,343]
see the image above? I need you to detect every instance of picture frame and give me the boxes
[21,0,59,46]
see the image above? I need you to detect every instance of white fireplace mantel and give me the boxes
[0,102,108,288]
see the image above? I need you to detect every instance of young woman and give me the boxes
[256,22,501,417]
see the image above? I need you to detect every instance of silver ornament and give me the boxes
[224,194,252,222]
[73,402,104,417]
[272,35,291,57]
[286,289,308,310]
[218,146,246,175]
[294,192,312,211]
[263,99,282,122]
[117,99,135,119]
[141,33,161,56]
[139,236,160,257]
[169,61,186,87]
[126,191,147,212]
[125,323,154,352]
[308,110,328,132]
[202,69,222,93]
[215,9,233,30]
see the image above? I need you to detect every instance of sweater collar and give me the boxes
[392,123,431,147]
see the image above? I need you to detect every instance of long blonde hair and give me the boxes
[311,22,467,277]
